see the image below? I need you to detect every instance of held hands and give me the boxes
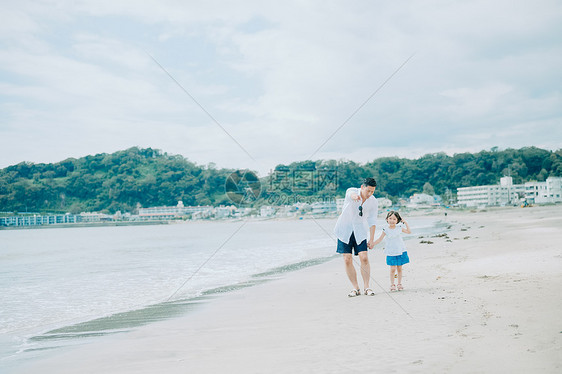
[367,240,374,249]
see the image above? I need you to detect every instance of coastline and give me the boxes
[0,220,171,230]
[0,206,472,230]
[9,205,562,373]
[4,203,551,231]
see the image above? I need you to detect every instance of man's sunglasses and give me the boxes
[358,206,363,217]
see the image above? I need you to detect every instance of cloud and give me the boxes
[0,0,561,175]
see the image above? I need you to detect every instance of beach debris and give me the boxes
[463,236,470,240]
[420,240,434,244]
[460,228,468,231]
[432,233,449,238]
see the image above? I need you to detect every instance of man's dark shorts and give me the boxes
[336,232,367,256]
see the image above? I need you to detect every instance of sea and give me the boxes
[0,216,447,371]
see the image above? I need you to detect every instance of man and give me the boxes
[334,177,379,297]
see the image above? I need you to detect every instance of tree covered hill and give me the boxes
[0,147,235,214]
[268,146,561,202]
[1,146,560,214]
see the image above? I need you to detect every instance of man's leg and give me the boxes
[358,251,370,289]
[343,253,359,290]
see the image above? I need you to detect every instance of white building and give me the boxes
[408,193,435,206]
[260,206,275,217]
[377,197,393,208]
[0,213,80,227]
[311,201,337,215]
[457,176,538,207]
[233,207,253,218]
[138,201,213,220]
[214,206,235,219]
[524,176,562,204]
[80,212,113,222]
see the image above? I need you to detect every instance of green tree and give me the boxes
[423,182,435,195]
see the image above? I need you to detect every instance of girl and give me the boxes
[372,211,411,291]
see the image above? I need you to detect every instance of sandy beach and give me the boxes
[12,205,562,373]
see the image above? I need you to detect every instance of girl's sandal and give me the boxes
[397,284,404,291]
[390,284,397,292]
[348,289,361,297]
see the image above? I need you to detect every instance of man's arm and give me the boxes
[367,224,376,249]
[348,187,361,202]
[367,199,378,249]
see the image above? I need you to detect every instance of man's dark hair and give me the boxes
[362,177,377,187]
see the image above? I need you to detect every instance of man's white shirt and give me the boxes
[334,187,378,244]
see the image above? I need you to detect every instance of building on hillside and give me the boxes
[233,207,253,218]
[408,193,435,207]
[260,206,275,217]
[274,205,298,217]
[138,201,213,220]
[311,201,337,215]
[80,212,113,222]
[406,193,442,209]
[0,213,80,227]
[456,176,562,207]
[377,197,393,208]
[524,176,562,204]
[214,206,235,219]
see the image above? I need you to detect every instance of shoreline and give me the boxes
[0,220,171,230]
[8,205,562,373]
[4,204,556,230]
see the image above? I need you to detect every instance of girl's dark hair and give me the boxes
[386,210,402,223]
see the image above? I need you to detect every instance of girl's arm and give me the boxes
[372,232,386,246]
[402,220,411,234]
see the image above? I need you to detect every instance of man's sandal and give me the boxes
[348,289,361,297]
[364,288,375,296]
[397,284,404,291]
[390,284,397,292]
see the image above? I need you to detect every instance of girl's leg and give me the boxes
[397,266,403,290]
[390,266,397,290]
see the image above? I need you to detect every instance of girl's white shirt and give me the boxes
[382,224,407,256]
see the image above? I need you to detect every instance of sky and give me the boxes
[1,0,561,176]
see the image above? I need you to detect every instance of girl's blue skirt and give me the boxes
[386,251,410,266]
